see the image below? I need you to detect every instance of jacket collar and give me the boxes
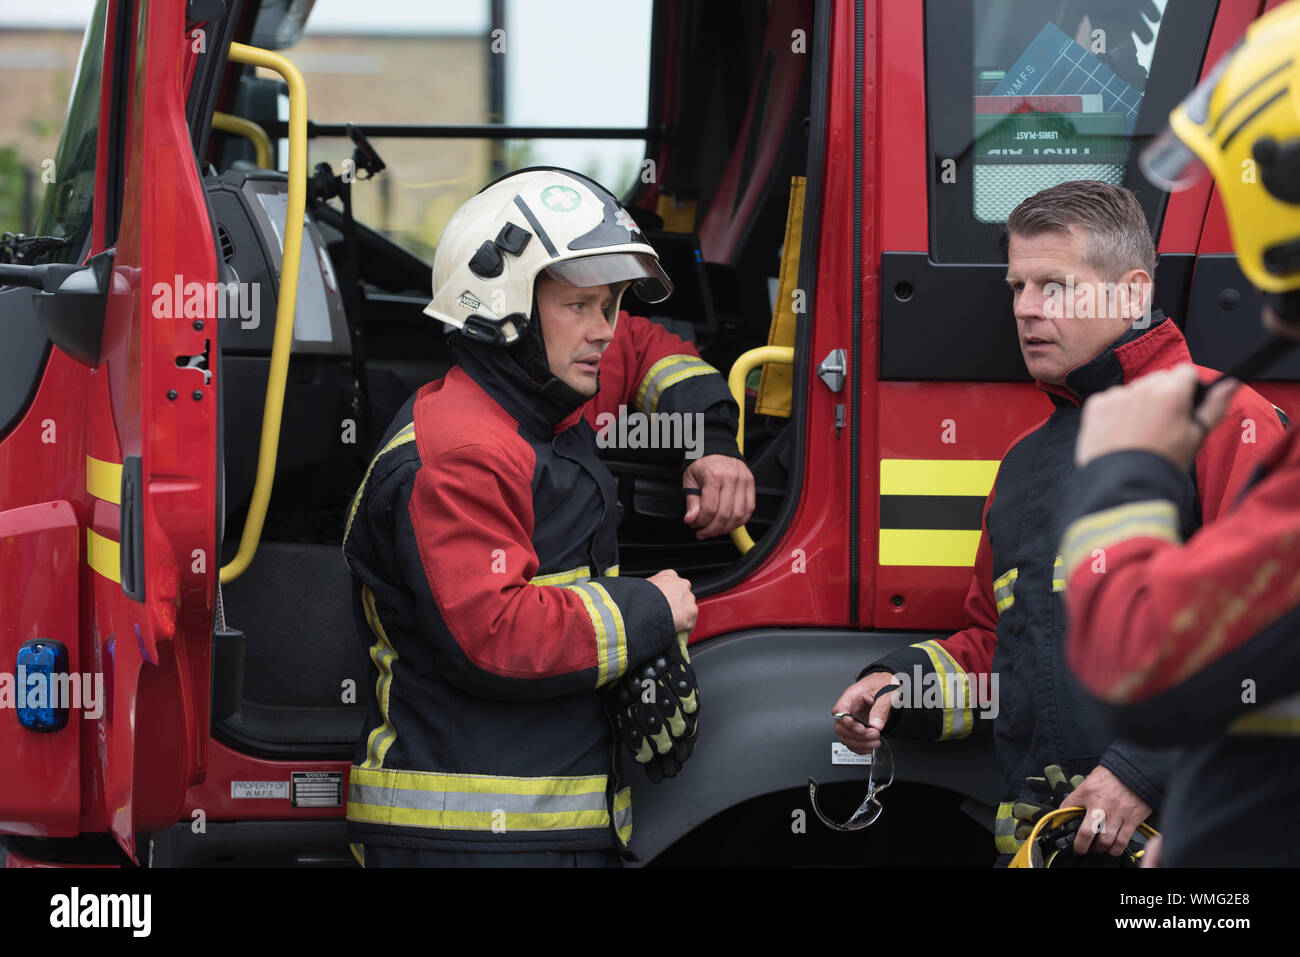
[453,338,587,439]
[1037,312,1189,407]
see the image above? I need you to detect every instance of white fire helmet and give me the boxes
[423,167,674,345]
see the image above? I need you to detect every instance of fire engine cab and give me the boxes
[1,0,1295,867]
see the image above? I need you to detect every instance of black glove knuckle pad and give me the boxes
[604,636,701,782]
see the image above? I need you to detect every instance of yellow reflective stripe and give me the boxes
[349,805,612,831]
[590,582,628,683]
[1060,500,1180,579]
[615,787,633,845]
[1228,692,1300,736]
[1052,554,1065,592]
[361,585,400,769]
[349,843,364,867]
[993,567,1018,613]
[915,642,957,740]
[86,528,120,583]
[565,582,608,685]
[915,639,973,741]
[529,566,591,586]
[1229,715,1300,735]
[879,529,981,566]
[86,455,122,504]
[636,355,717,414]
[605,565,619,577]
[351,765,608,795]
[879,459,1000,497]
[650,365,717,412]
[994,801,1020,854]
[344,423,417,550]
[635,356,684,409]
[347,766,620,834]
[564,581,627,686]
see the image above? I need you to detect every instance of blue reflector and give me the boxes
[16,639,70,732]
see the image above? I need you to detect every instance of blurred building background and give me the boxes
[0,0,650,260]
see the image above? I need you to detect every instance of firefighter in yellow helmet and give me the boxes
[1062,0,1300,866]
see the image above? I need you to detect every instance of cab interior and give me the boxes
[195,0,819,758]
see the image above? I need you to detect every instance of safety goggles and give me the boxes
[808,726,894,832]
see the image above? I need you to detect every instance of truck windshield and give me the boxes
[33,0,107,264]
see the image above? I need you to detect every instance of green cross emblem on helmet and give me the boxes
[540,185,582,212]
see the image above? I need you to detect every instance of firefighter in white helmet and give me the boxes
[342,167,752,866]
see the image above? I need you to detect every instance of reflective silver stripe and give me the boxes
[529,566,591,586]
[1229,690,1300,736]
[636,355,717,414]
[350,783,607,816]
[994,801,1020,853]
[344,422,417,553]
[565,580,627,685]
[915,639,973,741]
[360,586,400,769]
[614,788,633,844]
[347,767,618,833]
[993,567,1017,613]
[1061,500,1180,580]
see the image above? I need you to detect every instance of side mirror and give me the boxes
[0,249,114,367]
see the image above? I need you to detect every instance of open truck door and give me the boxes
[0,0,219,863]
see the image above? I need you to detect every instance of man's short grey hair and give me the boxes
[1006,181,1156,280]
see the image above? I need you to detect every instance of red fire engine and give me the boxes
[2,0,1295,867]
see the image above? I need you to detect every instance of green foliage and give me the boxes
[0,145,34,236]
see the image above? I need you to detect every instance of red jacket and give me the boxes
[342,314,737,853]
[1061,353,1300,865]
[863,317,1284,857]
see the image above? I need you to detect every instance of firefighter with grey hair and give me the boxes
[832,178,1285,865]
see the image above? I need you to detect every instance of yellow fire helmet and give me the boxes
[1007,806,1160,869]
[424,167,673,347]
[1141,0,1300,294]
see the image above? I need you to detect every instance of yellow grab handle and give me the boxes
[220,43,307,583]
[211,110,273,170]
[725,346,794,555]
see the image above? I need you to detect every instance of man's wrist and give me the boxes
[700,421,744,461]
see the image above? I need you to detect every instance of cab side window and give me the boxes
[926,0,1218,263]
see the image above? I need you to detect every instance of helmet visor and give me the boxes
[1140,47,1236,193]
[545,252,674,304]
[1140,126,1208,193]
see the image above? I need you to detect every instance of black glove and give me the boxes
[1012,764,1085,842]
[607,631,700,783]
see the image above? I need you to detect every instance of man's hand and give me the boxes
[1140,834,1163,868]
[831,672,899,754]
[1075,364,1240,472]
[647,569,698,634]
[1061,765,1153,857]
[683,455,756,539]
